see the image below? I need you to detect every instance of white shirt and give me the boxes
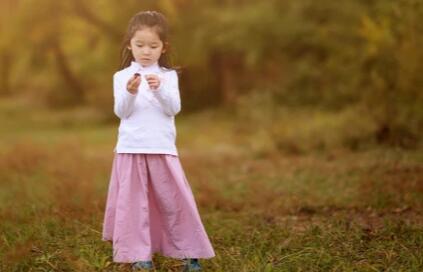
[112,61,181,156]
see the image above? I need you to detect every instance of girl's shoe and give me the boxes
[182,258,202,271]
[131,260,154,271]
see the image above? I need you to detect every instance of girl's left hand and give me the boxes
[145,74,161,90]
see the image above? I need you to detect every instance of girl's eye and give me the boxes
[135,45,157,49]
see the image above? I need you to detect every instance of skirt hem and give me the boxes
[102,237,216,263]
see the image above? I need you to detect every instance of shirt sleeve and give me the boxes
[113,72,138,119]
[152,70,181,116]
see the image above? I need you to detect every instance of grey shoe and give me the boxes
[182,258,201,271]
[132,260,154,271]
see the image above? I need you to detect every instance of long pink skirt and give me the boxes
[102,153,216,263]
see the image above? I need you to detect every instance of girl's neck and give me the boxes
[130,61,160,73]
[133,60,158,68]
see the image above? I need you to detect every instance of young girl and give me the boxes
[101,10,215,271]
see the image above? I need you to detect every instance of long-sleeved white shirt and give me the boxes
[112,61,181,156]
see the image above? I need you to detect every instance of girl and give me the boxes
[101,10,215,271]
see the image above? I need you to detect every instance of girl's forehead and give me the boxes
[132,27,162,42]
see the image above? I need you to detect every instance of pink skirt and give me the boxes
[102,153,216,263]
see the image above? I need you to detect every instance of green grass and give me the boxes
[0,96,422,271]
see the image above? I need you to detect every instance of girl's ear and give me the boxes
[162,42,168,53]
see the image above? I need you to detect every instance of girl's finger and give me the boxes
[129,77,141,88]
[133,76,141,82]
[130,74,141,82]
[128,79,139,89]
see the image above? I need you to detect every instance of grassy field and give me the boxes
[0,97,422,271]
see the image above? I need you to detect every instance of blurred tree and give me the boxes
[18,0,86,106]
[71,0,121,42]
[1,0,421,147]
[357,0,423,147]
[0,0,20,96]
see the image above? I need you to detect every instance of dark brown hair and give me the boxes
[118,10,179,72]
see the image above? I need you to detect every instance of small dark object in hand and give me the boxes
[134,73,141,77]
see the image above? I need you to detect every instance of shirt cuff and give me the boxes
[124,88,138,98]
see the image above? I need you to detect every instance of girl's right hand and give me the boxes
[127,73,141,94]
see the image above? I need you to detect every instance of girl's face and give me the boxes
[128,27,166,67]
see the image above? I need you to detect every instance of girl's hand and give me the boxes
[127,73,141,94]
[145,74,161,90]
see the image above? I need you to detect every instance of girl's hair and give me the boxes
[118,10,179,72]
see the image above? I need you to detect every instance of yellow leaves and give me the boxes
[158,0,178,21]
[358,15,394,56]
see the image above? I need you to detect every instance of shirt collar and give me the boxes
[130,61,161,74]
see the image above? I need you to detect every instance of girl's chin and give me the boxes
[138,60,153,66]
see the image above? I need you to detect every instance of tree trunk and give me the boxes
[72,0,122,42]
[209,50,244,106]
[0,52,11,96]
[51,40,85,104]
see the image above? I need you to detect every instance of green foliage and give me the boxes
[1,0,421,147]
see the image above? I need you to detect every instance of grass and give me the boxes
[0,96,422,271]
